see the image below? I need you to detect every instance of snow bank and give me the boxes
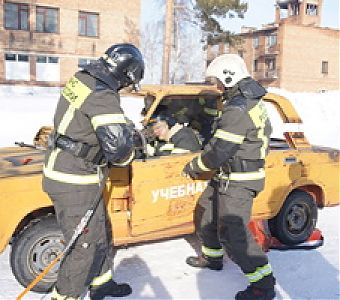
[0,85,339,149]
[268,88,340,149]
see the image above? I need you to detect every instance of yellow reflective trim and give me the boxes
[248,100,268,128]
[199,97,206,105]
[45,147,101,184]
[51,287,80,300]
[245,264,272,283]
[202,245,224,258]
[248,100,269,159]
[204,107,219,116]
[62,76,92,109]
[43,166,100,185]
[197,155,211,171]
[159,143,174,151]
[245,271,263,283]
[220,168,265,181]
[214,129,245,144]
[91,270,112,287]
[47,148,60,169]
[172,148,190,154]
[91,114,127,130]
[58,105,76,135]
[258,263,272,276]
[258,127,269,159]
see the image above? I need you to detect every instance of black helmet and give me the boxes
[149,109,176,128]
[102,43,144,90]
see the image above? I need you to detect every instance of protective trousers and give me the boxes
[195,179,274,289]
[48,185,114,298]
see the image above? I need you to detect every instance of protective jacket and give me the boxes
[194,77,272,191]
[189,77,275,291]
[153,125,201,156]
[43,60,134,193]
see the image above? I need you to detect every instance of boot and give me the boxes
[186,255,223,271]
[235,284,275,300]
[89,280,132,299]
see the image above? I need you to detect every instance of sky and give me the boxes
[141,0,340,32]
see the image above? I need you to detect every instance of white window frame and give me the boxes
[36,55,60,82]
[5,53,30,81]
[266,35,277,47]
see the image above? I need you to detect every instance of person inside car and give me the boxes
[147,109,201,156]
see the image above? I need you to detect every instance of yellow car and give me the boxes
[0,84,339,293]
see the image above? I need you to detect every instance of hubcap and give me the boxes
[286,203,309,233]
[28,233,64,282]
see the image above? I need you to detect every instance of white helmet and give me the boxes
[206,54,250,88]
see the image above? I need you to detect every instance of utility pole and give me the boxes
[161,0,174,84]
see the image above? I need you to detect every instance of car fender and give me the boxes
[0,174,52,253]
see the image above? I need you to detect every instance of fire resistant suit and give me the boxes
[43,59,136,298]
[183,77,275,293]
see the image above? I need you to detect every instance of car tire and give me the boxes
[10,215,64,293]
[268,190,317,245]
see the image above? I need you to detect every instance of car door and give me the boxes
[129,153,208,236]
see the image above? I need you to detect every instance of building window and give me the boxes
[321,61,328,74]
[306,4,318,16]
[5,53,16,61]
[253,36,259,48]
[4,53,30,81]
[5,53,28,61]
[291,3,300,16]
[37,56,59,63]
[254,59,259,72]
[49,57,59,63]
[36,55,60,82]
[266,58,276,70]
[280,8,288,19]
[266,35,277,47]
[4,2,29,30]
[18,54,29,61]
[79,11,99,37]
[238,50,244,58]
[36,6,59,33]
[265,58,277,78]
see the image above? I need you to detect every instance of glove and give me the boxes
[182,157,202,179]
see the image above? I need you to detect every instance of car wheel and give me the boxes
[10,215,64,293]
[268,190,317,245]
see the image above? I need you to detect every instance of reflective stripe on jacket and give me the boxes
[197,78,272,189]
[43,67,133,190]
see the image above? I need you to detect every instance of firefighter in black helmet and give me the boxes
[43,43,144,300]
[182,54,275,300]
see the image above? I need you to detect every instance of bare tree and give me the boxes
[141,20,164,84]
[142,0,247,84]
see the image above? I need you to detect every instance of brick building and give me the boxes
[208,0,339,92]
[0,0,141,86]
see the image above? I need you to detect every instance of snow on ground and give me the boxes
[0,85,339,299]
[1,206,339,300]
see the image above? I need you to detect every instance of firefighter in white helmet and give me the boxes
[182,54,275,300]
